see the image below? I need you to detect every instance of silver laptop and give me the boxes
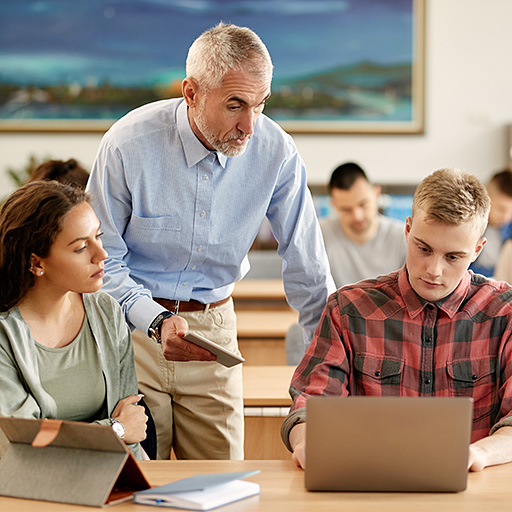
[306,396,473,492]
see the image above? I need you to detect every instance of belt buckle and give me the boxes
[174,300,180,315]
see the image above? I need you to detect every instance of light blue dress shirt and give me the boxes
[87,98,335,343]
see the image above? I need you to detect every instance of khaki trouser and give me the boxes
[132,298,244,460]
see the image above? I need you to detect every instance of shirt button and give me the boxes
[425,378,431,385]
[200,211,206,218]
[375,371,381,377]
[202,175,208,180]
[197,246,203,253]
[191,265,196,270]
[472,374,478,380]
[183,282,188,287]
[425,337,432,344]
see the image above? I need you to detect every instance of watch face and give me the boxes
[149,328,160,343]
[112,420,125,440]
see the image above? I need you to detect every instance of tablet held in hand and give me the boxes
[183,331,245,368]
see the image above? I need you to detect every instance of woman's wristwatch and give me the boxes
[110,418,126,440]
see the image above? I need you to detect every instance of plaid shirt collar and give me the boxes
[398,265,471,320]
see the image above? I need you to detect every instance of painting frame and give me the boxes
[0,0,425,135]
[280,0,425,135]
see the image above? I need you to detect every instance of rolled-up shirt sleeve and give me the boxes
[281,293,349,450]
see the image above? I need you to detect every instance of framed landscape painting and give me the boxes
[0,0,424,134]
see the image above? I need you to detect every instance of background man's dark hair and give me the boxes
[489,169,512,198]
[329,162,368,192]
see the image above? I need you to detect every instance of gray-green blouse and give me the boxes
[0,291,141,459]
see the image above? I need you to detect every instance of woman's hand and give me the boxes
[111,394,148,444]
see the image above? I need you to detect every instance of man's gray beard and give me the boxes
[195,109,250,158]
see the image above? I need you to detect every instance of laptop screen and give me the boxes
[305,396,473,492]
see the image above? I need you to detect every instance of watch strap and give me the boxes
[110,418,126,440]
[148,310,174,343]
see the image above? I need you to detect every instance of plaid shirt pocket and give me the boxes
[447,358,498,421]
[353,353,404,395]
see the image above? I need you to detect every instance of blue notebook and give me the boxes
[133,471,261,510]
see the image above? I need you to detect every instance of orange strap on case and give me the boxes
[32,419,63,447]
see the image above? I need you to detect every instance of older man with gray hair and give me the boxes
[87,23,335,460]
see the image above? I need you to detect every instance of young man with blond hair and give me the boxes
[282,168,512,472]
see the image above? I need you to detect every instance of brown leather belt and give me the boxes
[154,296,231,314]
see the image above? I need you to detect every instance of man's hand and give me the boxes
[467,445,486,472]
[160,315,217,362]
[467,426,512,471]
[289,422,307,469]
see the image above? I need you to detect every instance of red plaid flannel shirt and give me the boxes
[288,266,512,443]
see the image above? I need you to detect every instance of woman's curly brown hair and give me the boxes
[0,181,89,312]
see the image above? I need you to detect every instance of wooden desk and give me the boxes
[4,459,512,511]
[233,279,287,308]
[243,365,295,460]
[243,365,294,407]
[237,310,298,365]
[234,279,297,365]
[237,309,298,340]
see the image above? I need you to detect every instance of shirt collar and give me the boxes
[177,100,228,169]
[398,265,471,319]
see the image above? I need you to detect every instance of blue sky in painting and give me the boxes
[0,0,414,86]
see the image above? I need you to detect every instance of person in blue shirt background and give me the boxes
[470,169,512,277]
[86,22,335,461]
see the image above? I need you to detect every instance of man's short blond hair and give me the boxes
[412,168,490,236]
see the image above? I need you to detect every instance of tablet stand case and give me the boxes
[0,416,150,507]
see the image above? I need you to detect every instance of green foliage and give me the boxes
[5,154,43,187]
[2,154,51,204]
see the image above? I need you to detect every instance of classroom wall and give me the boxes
[1,0,511,194]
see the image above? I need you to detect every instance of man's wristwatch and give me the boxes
[148,311,174,343]
[110,418,126,440]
